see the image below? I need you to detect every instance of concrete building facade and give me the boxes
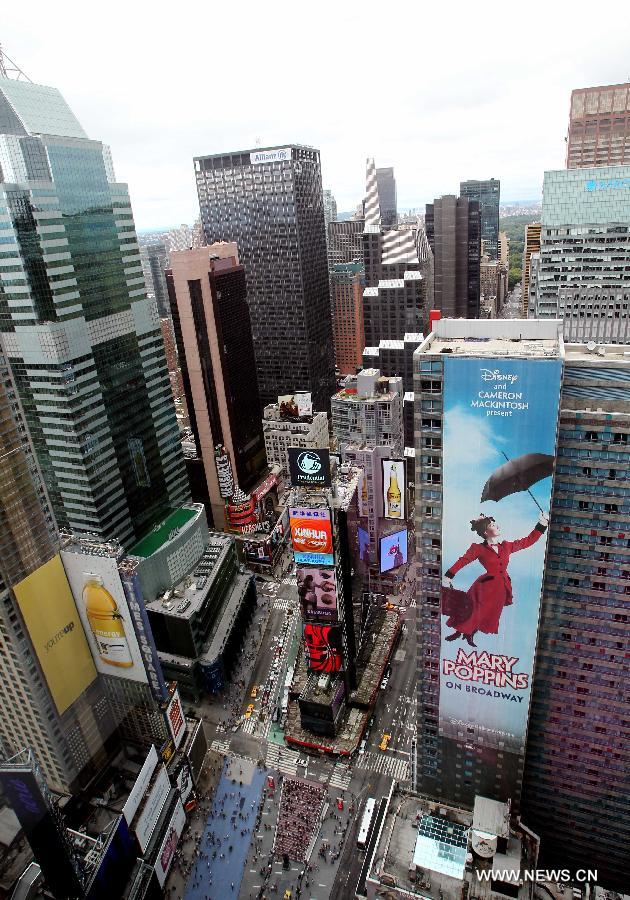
[331,262,365,375]
[566,82,630,169]
[262,402,329,473]
[194,145,336,411]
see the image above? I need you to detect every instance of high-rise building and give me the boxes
[194,145,336,411]
[331,262,365,374]
[566,82,630,169]
[333,369,410,595]
[425,195,481,318]
[530,166,630,342]
[361,159,431,344]
[498,230,510,267]
[332,369,404,458]
[521,222,541,316]
[0,354,110,794]
[414,318,562,811]
[167,244,266,529]
[327,218,364,269]
[0,76,190,547]
[460,178,500,260]
[362,333,424,448]
[262,401,329,473]
[140,241,170,317]
[521,341,630,890]
[376,166,397,229]
[323,189,337,233]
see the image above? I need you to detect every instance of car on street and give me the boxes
[244,710,252,719]
[380,676,389,690]
[359,738,367,753]
[247,703,255,713]
[250,686,258,699]
[379,733,391,751]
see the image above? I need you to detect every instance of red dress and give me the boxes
[444,524,546,635]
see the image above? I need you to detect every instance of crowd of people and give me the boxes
[273,777,326,862]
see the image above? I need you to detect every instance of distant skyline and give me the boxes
[3,1,630,230]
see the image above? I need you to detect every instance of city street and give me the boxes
[181,564,418,898]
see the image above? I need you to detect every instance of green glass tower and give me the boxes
[0,76,190,547]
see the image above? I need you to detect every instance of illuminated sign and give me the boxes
[379,529,408,573]
[303,623,343,672]
[289,507,334,565]
[382,459,405,520]
[297,567,338,621]
[288,447,331,487]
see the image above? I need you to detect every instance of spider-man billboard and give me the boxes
[303,624,343,673]
[440,355,561,759]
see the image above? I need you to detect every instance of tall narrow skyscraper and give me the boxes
[459,178,500,260]
[0,76,190,548]
[167,244,267,529]
[376,166,397,229]
[194,145,336,411]
[426,195,480,318]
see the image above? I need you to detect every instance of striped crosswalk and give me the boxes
[265,742,300,776]
[356,750,410,783]
[210,739,231,755]
[272,596,293,611]
[329,761,352,791]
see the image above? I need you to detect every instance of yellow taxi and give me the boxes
[244,710,252,719]
[250,686,258,699]
[247,703,255,713]
[379,733,391,752]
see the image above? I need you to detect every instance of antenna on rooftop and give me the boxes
[0,45,32,82]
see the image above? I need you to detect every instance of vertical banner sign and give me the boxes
[382,459,405,519]
[439,356,561,766]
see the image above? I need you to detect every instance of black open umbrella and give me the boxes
[481,452,554,512]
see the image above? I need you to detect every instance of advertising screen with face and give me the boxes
[297,567,338,621]
[303,624,343,673]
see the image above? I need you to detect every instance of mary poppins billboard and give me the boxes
[440,356,561,758]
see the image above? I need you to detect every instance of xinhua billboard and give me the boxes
[440,356,561,765]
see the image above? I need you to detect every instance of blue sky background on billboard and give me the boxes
[441,357,562,741]
[380,529,408,573]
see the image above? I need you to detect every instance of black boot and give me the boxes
[464,633,477,648]
[445,631,461,641]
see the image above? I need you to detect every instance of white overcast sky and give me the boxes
[3,0,630,229]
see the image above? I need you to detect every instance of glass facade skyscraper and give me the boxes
[459,178,500,261]
[0,76,189,547]
[194,145,336,412]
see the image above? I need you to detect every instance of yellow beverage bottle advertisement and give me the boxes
[84,576,134,668]
[386,467,402,518]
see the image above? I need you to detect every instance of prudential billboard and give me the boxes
[439,356,561,761]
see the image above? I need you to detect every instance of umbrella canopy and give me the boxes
[481,453,554,503]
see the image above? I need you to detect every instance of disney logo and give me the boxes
[480,368,518,384]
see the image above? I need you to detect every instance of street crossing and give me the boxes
[356,750,410,782]
[210,739,231,755]
[265,742,300,776]
[328,761,352,791]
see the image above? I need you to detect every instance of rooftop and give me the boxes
[416,318,562,359]
[129,507,198,558]
[145,533,233,620]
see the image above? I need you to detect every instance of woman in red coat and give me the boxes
[442,511,548,647]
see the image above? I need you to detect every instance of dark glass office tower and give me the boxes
[194,145,335,412]
[459,179,500,260]
[0,76,190,547]
[425,195,480,318]
[376,166,397,229]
